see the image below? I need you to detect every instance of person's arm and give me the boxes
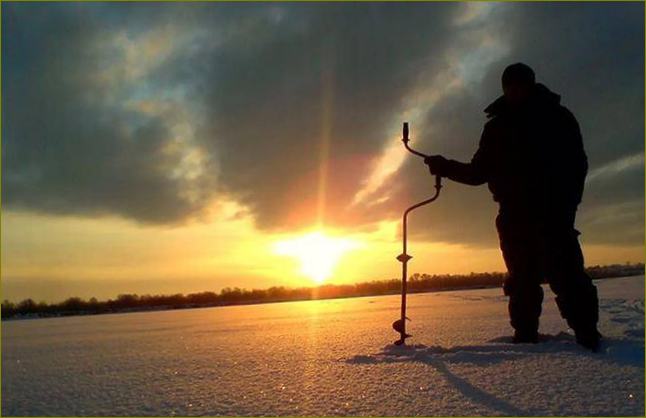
[425,125,491,186]
[558,107,588,205]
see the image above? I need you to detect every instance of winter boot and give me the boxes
[512,329,539,344]
[575,327,602,352]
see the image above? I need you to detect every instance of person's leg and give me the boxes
[497,215,544,342]
[545,228,600,350]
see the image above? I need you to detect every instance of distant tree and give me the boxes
[16,298,37,314]
[61,297,85,312]
[1,300,16,318]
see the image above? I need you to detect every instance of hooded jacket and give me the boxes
[440,83,588,223]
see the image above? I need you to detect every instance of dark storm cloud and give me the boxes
[3,3,643,246]
[2,4,218,223]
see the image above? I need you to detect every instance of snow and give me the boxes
[2,275,643,416]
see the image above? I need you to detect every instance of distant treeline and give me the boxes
[2,263,643,320]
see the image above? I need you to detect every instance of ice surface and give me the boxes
[2,276,644,416]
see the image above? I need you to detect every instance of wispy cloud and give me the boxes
[586,153,644,183]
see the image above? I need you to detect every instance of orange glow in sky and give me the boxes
[273,231,360,283]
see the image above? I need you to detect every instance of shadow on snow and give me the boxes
[344,331,644,416]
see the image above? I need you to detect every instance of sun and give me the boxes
[273,231,359,283]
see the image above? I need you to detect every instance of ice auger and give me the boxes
[392,122,442,345]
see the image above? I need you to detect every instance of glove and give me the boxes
[424,155,449,176]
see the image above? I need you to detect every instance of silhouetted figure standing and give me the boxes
[425,63,600,351]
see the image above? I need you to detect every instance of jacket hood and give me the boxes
[484,83,561,118]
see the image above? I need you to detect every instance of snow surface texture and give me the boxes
[2,276,644,416]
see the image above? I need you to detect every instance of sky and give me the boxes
[2,2,644,302]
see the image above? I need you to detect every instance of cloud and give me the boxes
[2,4,217,224]
[3,3,461,228]
[2,2,643,247]
[586,153,644,183]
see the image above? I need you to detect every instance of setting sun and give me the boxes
[273,232,360,283]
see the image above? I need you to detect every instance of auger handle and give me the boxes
[402,122,442,188]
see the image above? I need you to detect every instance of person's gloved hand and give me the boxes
[424,155,449,176]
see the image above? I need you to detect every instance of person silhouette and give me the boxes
[425,63,601,351]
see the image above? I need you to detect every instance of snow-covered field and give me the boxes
[2,275,644,416]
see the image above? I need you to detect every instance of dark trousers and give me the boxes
[496,213,599,335]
